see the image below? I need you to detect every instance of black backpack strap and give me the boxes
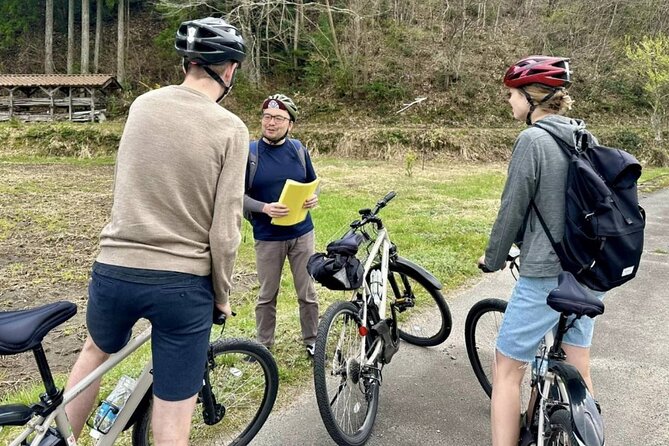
[533,121,592,157]
[287,138,307,176]
[529,125,573,264]
[246,140,259,191]
[530,199,560,249]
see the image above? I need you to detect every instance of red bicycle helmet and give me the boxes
[504,56,571,88]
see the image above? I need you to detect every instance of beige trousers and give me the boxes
[254,230,319,348]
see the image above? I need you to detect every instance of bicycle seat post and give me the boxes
[33,344,58,398]
[549,314,569,360]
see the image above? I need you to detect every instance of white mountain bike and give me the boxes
[312,192,453,446]
[0,303,278,446]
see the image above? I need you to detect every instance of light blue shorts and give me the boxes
[496,276,605,363]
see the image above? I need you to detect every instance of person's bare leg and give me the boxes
[65,336,110,437]
[151,394,198,446]
[563,344,593,394]
[491,350,527,446]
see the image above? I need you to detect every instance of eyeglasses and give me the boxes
[261,113,290,124]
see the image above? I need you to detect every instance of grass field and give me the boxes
[1,154,667,444]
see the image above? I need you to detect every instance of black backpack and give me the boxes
[531,124,646,292]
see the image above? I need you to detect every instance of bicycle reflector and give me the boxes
[359,326,369,336]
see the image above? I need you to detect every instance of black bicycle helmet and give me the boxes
[175,17,246,66]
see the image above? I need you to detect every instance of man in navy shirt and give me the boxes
[243,94,319,357]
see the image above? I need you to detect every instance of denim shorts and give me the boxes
[87,263,214,401]
[496,276,605,363]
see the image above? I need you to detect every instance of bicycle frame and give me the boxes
[528,319,604,446]
[9,327,153,446]
[358,227,391,367]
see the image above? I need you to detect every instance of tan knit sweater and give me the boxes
[97,85,249,304]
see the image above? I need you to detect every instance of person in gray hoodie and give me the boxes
[478,56,604,446]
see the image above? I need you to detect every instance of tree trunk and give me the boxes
[94,0,102,73]
[293,0,302,71]
[67,0,74,74]
[45,0,54,74]
[117,0,126,84]
[323,0,343,65]
[81,0,90,73]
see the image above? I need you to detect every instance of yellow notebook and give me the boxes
[271,178,320,226]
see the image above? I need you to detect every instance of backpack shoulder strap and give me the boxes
[530,199,559,248]
[528,124,570,253]
[532,123,579,157]
[247,140,259,191]
[288,138,307,175]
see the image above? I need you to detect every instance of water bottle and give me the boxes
[369,269,383,307]
[89,375,136,437]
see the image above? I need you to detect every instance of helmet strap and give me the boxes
[263,128,290,145]
[521,86,561,125]
[520,88,536,125]
[202,65,233,102]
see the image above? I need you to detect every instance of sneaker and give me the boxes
[243,355,257,363]
[306,344,315,358]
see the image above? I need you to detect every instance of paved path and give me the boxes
[251,188,669,446]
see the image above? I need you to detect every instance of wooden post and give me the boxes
[68,87,73,121]
[87,87,96,121]
[9,88,15,118]
[39,86,55,120]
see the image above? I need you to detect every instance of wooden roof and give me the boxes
[0,74,121,90]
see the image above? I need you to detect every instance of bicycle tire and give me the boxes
[546,409,578,445]
[375,262,452,347]
[131,338,279,446]
[313,301,380,446]
[464,298,507,398]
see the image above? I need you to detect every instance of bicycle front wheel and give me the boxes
[313,301,380,446]
[380,262,452,346]
[132,338,279,446]
[464,298,507,398]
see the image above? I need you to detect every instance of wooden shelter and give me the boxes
[0,74,121,122]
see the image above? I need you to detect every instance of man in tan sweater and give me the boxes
[64,18,249,445]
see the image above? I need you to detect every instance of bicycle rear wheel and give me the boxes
[313,301,380,446]
[464,298,507,398]
[132,338,278,446]
[546,409,578,445]
[377,262,452,346]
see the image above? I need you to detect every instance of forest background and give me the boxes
[2,0,669,165]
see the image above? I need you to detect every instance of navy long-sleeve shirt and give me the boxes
[245,138,317,241]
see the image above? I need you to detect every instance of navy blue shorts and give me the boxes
[87,262,214,401]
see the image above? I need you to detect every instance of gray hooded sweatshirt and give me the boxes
[484,115,587,276]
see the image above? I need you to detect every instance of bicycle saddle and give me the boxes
[547,272,605,318]
[0,301,77,355]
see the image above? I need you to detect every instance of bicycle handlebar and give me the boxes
[372,191,396,214]
[478,247,520,273]
[351,191,397,230]
[213,309,236,326]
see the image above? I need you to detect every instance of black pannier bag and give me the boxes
[532,124,646,292]
[307,233,365,291]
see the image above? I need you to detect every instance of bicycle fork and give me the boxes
[200,348,225,426]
